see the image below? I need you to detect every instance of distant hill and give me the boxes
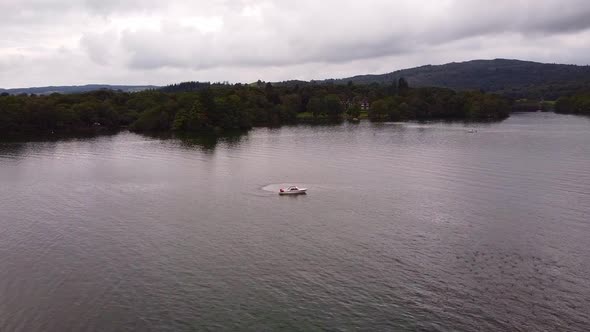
[5,59,590,99]
[325,59,590,99]
[0,84,158,95]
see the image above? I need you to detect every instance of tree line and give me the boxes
[0,78,511,136]
[555,92,590,116]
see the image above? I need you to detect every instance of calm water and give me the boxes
[1,112,589,331]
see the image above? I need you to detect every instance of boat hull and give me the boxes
[279,189,307,195]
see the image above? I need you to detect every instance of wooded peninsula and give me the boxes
[0,79,512,136]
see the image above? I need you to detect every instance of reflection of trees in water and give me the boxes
[1,130,119,143]
[142,129,249,152]
[0,142,27,159]
[179,130,249,152]
[0,131,120,160]
[0,129,249,158]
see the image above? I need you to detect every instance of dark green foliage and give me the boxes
[172,100,207,131]
[280,94,301,122]
[346,104,362,119]
[131,106,170,131]
[0,81,511,136]
[326,59,590,100]
[160,81,210,93]
[214,94,252,129]
[368,99,390,121]
[555,92,590,115]
[463,92,510,120]
[398,77,409,93]
[306,97,325,119]
[368,87,509,122]
[324,94,344,120]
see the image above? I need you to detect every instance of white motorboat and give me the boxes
[279,186,307,195]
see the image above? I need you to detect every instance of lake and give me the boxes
[1,112,589,331]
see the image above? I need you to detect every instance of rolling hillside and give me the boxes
[0,84,158,95]
[326,59,590,99]
[4,59,590,100]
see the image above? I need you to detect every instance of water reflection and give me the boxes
[141,130,249,152]
[0,131,120,160]
[1,113,590,331]
[0,141,27,159]
[0,129,120,143]
[0,130,251,159]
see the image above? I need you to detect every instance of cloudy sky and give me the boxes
[1,0,590,88]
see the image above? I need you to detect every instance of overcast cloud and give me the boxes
[1,0,590,88]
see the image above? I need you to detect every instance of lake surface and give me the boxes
[1,112,589,331]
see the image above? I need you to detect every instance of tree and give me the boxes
[199,88,217,126]
[280,94,301,122]
[324,94,344,120]
[172,100,207,131]
[347,105,362,119]
[307,97,325,119]
[387,80,398,96]
[398,77,409,94]
[369,99,389,121]
[265,82,280,104]
[0,79,514,136]
[131,106,170,131]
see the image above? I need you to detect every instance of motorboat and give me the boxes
[279,186,307,195]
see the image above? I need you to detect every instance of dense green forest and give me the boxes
[323,59,590,100]
[555,91,590,116]
[0,79,510,136]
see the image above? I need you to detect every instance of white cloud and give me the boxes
[1,0,590,87]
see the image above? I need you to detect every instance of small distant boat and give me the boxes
[279,186,307,195]
[468,129,477,133]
